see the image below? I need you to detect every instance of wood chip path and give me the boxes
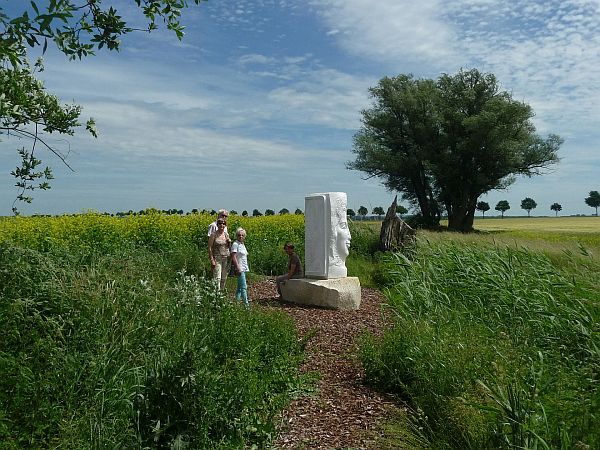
[248,279,405,449]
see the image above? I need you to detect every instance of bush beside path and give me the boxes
[249,279,403,449]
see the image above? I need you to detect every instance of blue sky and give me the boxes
[1,0,599,216]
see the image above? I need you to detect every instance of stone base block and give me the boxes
[280,277,361,310]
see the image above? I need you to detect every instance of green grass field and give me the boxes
[364,217,600,449]
[472,216,600,233]
[2,213,598,448]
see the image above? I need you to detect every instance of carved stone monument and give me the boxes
[280,192,361,310]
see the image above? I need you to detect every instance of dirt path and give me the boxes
[249,279,404,449]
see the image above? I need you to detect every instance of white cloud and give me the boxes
[267,68,373,129]
[309,0,458,65]
[237,53,277,65]
[309,0,600,135]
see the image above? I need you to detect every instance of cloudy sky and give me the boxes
[1,0,599,216]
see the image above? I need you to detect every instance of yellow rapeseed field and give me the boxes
[0,212,305,252]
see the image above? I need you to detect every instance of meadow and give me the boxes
[364,218,600,449]
[472,216,600,233]
[1,213,598,448]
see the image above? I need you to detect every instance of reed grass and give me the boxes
[0,243,304,448]
[362,235,600,449]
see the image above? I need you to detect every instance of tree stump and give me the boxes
[379,196,416,252]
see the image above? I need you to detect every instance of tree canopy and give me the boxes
[476,201,490,218]
[495,200,510,218]
[585,190,600,215]
[521,197,537,217]
[550,202,562,216]
[1,1,205,67]
[358,206,368,216]
[349,68,562,232]
[1,1,204,212]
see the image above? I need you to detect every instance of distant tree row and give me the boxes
[111,208,305,217]
[475,191,600,218]
[36,192,600,219]
[347,204,409,219]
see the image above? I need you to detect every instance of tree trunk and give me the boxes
[411,171,440,227]
[447,199,476,232]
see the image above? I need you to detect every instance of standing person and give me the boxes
[207,209,229,237]
[276,242,303,298]
[208,218,231,290]
[230,227,250,307]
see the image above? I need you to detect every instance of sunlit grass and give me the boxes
[472,216,600,233]
[361,234,600,449]
[0,242,304,448]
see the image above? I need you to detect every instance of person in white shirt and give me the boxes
[230,227,250,307]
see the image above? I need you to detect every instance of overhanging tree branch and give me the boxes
[2,1,205,213]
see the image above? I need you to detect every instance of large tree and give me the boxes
[349,69,562,232]
[495,200,510,218]
[585,191,600,216]
[521,197,537,217]
[350,75,442,227]
[476,201,490,218]
[550,202,562,217]
[1,1,204,212]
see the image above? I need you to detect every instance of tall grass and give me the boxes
[361,237,600,449]
[0,242,304,448]
[0,212,379,448]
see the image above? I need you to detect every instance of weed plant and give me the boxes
[361,237,600,449]
[0,242,303,448]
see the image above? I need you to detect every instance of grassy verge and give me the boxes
[362,234,600,449]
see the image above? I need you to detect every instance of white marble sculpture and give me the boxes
[305,192,351,279]
[281,191,360,309]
